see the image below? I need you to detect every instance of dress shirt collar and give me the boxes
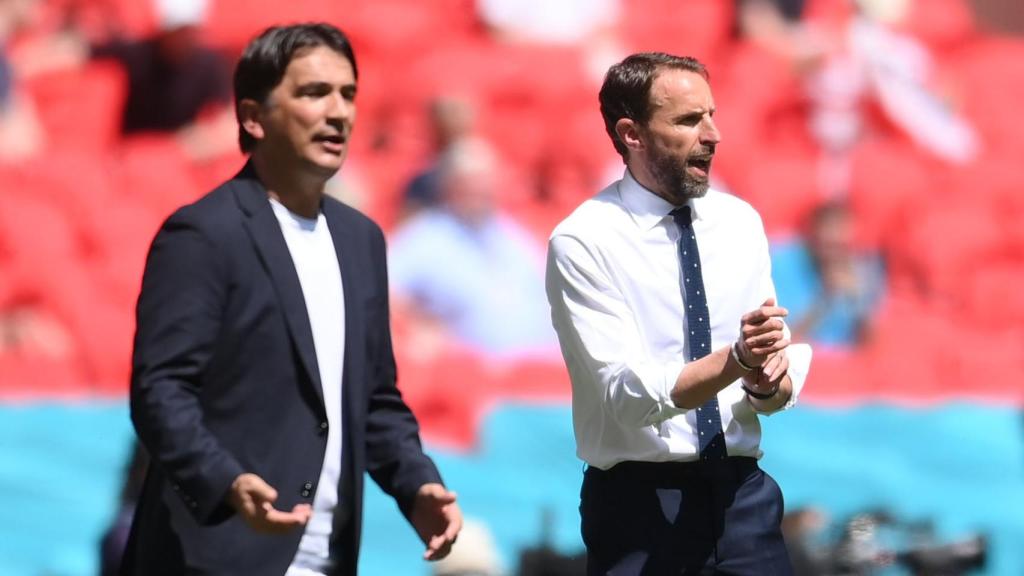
[618,168,705,231]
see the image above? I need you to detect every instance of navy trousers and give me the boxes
[580,457,792,575]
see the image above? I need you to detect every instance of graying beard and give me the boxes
[653,158,708,204]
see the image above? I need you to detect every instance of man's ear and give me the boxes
[615,118,645,154]
[238,99,265,143]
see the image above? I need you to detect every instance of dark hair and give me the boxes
[234,23,358,153]
[806,199,851,231]
[598,52,708,162]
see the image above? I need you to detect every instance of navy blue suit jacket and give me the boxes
[122,164,441,575]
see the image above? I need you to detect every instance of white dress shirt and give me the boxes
[546,170,811,470]
[271,199,345,574]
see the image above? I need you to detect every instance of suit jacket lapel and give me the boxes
[230,164,324,411]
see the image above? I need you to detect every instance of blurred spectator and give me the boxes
[828,0,977,160]
[94,0,233,159]
[515,507,586,576]
[771,200,885,348]
[0,301,73,357]
[0,0,44,161]
[0,297,80,381]
[781,507,830,576]
[400,94,478,221]
[34,0,237,160]
[431,518,504,576]
[389,139,557,359]
[735,0,979,196]
[736,0,823,62]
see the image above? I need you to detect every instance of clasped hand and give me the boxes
[735,298,790,389]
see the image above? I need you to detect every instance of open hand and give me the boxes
[411,483,463,561]
[227,473,312,534]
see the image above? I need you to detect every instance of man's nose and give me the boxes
[700,117,721,145]
[327,92,354,122]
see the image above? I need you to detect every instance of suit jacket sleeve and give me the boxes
[130,211,245,524]
[364,225,443,519]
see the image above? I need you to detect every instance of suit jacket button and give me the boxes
[303,481,314,490]
[318,422,328,434]
[301,489,311,498]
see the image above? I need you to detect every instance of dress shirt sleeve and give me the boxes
[547,234,687,427]
[753,215,811,414]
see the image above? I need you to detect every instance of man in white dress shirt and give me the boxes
[546,52,811,574]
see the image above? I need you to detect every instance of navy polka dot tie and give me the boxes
[672,206,727,461]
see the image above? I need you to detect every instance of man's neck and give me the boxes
[626,161,690,207]
[251,152,329,219]
[626,163,669,203]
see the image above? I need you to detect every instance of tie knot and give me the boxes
[670,206,692,229]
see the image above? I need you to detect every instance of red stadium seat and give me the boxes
[894,0,976,53]
[859,292,948,401]
[887,200,1006,305]
[946,37,1024,158]
[619,0,733,62]
[22,62,127,155]
[109,136,203,219]
[202,0,339,51]
[847,138,936,249]
[0,187,82,263]
[964,263,1024,331]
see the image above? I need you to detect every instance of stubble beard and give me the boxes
[648,148,709,205]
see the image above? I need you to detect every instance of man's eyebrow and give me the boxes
[295,81,358,92]
[295,81,332,92]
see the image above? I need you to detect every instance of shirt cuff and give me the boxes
[765,342,812,415]
[658,359,688,419]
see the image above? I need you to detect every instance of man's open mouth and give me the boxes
[687,156,713,175]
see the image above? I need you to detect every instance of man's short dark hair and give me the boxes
[234,22,358,153]
[598,53,709,162]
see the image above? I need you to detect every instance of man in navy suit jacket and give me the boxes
[122,23,462,575]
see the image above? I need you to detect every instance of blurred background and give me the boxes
[1,0,1023,574]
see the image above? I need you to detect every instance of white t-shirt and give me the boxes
[271,198,345,573]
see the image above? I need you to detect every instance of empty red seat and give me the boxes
[203,0,339,51]
[23,62,127,155]
[619,0,733,61]
[110,136,203,219]
[887,200,1006,305]
[894,0,976,53]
